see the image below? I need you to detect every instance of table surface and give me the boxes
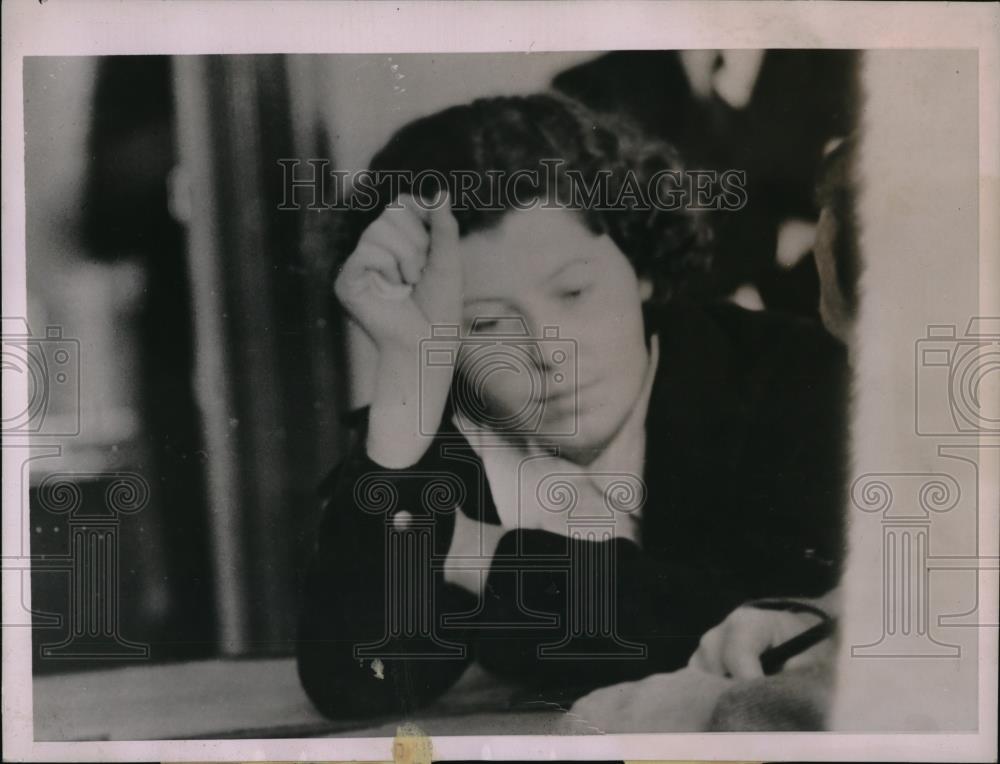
[33,657,570,741]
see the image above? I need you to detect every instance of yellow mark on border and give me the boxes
[393,722,432,764]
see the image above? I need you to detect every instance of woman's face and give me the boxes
[456,206,652,463]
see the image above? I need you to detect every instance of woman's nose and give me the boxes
[518,313,575,376]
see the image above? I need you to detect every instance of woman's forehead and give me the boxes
[458,207,606,289]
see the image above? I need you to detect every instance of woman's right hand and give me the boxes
[334,192,462,352]
[334,193,463,468]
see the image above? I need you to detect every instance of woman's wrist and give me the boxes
[366,346,451,469]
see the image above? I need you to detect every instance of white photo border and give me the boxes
[3,1,998,761]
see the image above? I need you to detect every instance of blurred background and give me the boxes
[23,51,858,673]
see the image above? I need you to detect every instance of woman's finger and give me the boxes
[343,241,404,283]
[769,611,823,649]
[336,242,406,304]
[721,627,767,680]
[783,640,831,672]
[421,192,461,276]
[717,608,774,679]
[386,195,431,252]
[361,219,425,284]
[687,648,710,673]
[692,625,726,675]
[412,192,463,325]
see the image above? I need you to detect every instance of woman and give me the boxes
[296,94,848,720]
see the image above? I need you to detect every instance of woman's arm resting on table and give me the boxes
[473,528,752,693]
[296,421,478,720]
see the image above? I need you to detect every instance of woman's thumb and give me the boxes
[426,191,460,272]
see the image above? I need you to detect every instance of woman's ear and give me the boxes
[638,276,655,303]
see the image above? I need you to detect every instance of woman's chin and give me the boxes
[531,422,620,466]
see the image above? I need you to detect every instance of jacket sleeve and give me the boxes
[296,411,478,720]
[474,528,752,695]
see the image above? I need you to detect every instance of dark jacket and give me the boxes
[296,301,849,720]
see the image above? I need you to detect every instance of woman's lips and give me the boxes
[540,380,597,413]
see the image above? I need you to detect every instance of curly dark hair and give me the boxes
[333,93,713,304]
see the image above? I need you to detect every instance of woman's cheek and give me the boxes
[470,365,544,425]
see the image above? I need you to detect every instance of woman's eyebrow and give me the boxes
[462,258,596,305]
[544,258,592,283]
[462,296,510,308]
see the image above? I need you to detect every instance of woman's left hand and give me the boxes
[688,605,829,679]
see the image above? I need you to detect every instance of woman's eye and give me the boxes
[469,319,498,333]
[466,316,526,335]
[559,285,589,301]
